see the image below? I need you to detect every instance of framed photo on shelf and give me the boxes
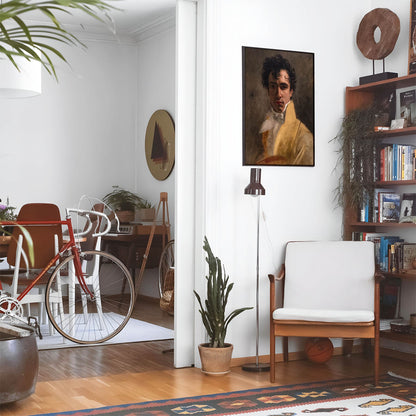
[399,193,416,223]
[395,86,416,127]
[242,46,315,167]
[409,0,416,74]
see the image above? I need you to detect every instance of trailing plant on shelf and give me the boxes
[332,106,378,210]
[194,236,252,349]
[0,0,116,79]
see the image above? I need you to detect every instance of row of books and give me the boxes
[379,144,416,182]
[352,233,416,273]
[360,191,416,224]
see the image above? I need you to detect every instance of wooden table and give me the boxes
[102,223,170,285]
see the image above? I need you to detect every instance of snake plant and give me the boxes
[0,0,116,79]
[194,237,252,348]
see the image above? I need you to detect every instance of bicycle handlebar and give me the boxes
[66,208,112,238]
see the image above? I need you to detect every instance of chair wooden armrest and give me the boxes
[268,264,285,283]
[269,264,285,314]
[374,266,385,284]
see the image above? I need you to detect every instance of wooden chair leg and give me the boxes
[374,335,379,386]
[283,337,289,362]
[270,331,275,383]
[342,339,354,356]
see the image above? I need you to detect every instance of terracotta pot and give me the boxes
[198,343,233,376]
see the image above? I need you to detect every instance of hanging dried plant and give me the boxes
[333,106,378,210]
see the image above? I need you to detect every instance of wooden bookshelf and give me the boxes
[344,74,416,349]
[380,330,416,344]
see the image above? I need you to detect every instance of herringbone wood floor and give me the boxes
[1,299,415,416]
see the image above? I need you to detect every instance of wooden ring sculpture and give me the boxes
[356,8,400,60]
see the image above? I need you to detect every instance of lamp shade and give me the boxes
[0,57,41,98]
[244,168,265,196]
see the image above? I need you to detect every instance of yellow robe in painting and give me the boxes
[257,101,313,166]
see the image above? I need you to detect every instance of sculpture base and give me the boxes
[359,72,398,85]
[242,362,270,372]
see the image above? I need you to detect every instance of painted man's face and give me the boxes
[267,69,293,113]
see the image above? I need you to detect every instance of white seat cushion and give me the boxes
[283,241,375,311]
[273,307,374,323]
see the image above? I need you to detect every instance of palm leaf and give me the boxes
[0,0,118,79]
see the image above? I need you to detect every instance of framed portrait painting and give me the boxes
[409,0,416,74]
[242,46,315,166]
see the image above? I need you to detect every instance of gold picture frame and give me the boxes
[145,110,175,181]
[409,0,416,74]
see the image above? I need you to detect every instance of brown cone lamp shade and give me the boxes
[244,168,265,196]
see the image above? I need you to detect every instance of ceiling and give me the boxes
[25,0,176,39]
[100,0,176,36]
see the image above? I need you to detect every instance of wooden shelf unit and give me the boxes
[344,74,416,349]
[380,330,416,345]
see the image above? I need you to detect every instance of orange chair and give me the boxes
[269,241,381,385]
[0,203,63,323]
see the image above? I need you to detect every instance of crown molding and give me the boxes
[129,11,176,43]
[22,9,176,46]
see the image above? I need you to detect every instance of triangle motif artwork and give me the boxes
[151,121,167,165]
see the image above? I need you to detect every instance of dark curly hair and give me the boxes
[261,54,296,92]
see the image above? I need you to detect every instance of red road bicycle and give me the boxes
[0,207,135,344]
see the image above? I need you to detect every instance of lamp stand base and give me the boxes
[242,362,270,372]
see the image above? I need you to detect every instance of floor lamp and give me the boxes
[242,168,269,372]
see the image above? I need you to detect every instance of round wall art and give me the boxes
[145,110,175,181]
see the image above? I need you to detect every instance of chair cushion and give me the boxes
[273,307,374,323]
[283,241,375,311]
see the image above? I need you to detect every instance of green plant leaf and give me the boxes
[194,237,253,348]
[0,0,118,79]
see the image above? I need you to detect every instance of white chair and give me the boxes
[55,205,109,337]
[269,241,381,385]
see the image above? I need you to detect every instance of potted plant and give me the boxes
[103,186,146,223]
[136,199,155,222]
[0,198,16,256]
[194,237,252,375]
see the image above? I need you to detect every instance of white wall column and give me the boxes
[174,0,198,368]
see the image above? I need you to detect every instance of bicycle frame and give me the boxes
[0,215,94,303]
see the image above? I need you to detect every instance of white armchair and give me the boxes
[269,241,381,385]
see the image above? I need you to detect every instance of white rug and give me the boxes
[36,314,174,350]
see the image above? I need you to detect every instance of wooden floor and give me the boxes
[1,299,415,416]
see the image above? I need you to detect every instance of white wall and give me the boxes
[135,26,176,297]
[0,39,138,213]
[190,0,411,364]
[0,26,176,298]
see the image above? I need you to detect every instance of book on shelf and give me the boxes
[384,241,416,273]
[351,233,408,272]
[399,193,416,224]
[379,236,403,271]
[379,192,400,223]
[399,88,416,127]
[379,144,416,182]
[402,243,416,271]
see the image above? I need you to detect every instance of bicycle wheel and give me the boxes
[158,240,174,297]
[45,250,135,344]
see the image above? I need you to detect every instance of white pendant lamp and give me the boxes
[0,56,41,98]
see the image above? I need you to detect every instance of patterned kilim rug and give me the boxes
[31,373,415,416]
